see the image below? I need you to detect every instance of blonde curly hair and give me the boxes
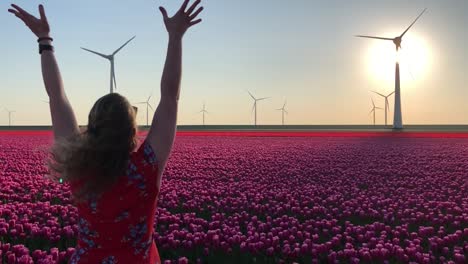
[47,93,139,203]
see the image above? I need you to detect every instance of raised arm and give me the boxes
[146,0,203,171]
[8,4,79,140]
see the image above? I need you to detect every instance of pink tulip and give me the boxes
[8,254,16,264]
[178,257,188,264]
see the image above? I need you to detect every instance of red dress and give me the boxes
[69,139,161,264]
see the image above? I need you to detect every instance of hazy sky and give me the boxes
[0,0,467,125]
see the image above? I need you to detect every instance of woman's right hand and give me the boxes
[8,4,50,38]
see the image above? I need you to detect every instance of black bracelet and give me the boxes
[39,44,54,54]
[37,37,53,43]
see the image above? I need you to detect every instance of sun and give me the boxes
[367,33,431,85]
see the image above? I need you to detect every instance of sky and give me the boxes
[0,0,467,125]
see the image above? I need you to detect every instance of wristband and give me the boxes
[39,44,54,54]
[37,37,53,43]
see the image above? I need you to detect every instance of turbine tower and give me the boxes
[275,100,288,126]
[247,91,270,126]
[4,107,15,126]
[81,36,136,94]
[137,95,154,126]
[356,8,427,129]
[199,102,209,126]
[371,91,395,126]
[369,99,383,126]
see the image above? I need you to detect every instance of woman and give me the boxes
[8,0,203,263]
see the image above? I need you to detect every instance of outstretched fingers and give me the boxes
[10,4,33,19]
[186,0,201,15]
[8,3,51,39]
[189,6,203,20]
[9,4,36,26]
[159,6,169,20]
[7,8,20,17]
[158,0,203,33]
[189,19,202,27]
[8,8,27,23]
[178,0,190,13]
[38,4,48,23]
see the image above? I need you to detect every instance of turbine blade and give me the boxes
[148,103,154,111]
[400,8,427,38]
[247,90,255,100]
[258,97,270,101]
[355,35,394,41]
[371,98,375,107]
[251,103,255,114]
[284,110,288,114]
[283,100,287,108]
[371,91,386,98]
[386,99,390,112]
[387,91,395,97]
[137,102,147,104]
[81,47,108,59]
[113,36,136,55]
[147,95,152,103]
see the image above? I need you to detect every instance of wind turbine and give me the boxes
[4,107,15,126]
[275,100,288,125]
[369,99,383,126]
[371,91,395,126]
[247,90,270,126]
[81,36,136,94]
[356,8,427,129]
[199,102,209,126]
[137,95,154,126]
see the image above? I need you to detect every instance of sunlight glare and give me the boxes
[367,33,431,85]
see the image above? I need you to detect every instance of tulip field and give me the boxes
[0,131,467,264]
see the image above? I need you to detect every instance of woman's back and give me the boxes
[69,139,160,264]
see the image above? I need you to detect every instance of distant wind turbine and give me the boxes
[199,102,209,126]
[247,90,270,126]
[81,36,136,94]
[369,99,383,126]
[371,91,395,126]
[4,107,16,126]
[275,100,288,125]
[137,95,154,126]
[356,8,427,129]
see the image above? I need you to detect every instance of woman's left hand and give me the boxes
[159,0,203,39]
[8,4,50,38]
